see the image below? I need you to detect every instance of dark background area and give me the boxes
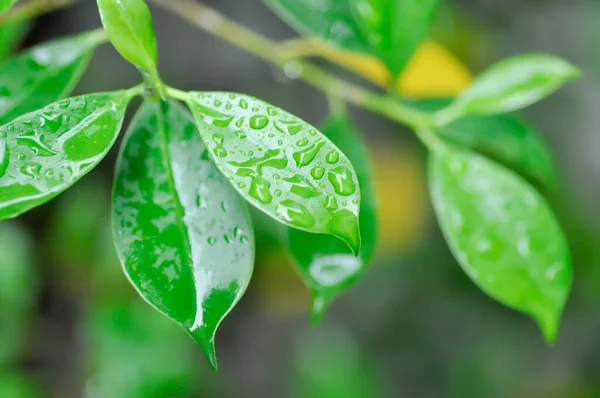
[2,0,600,397]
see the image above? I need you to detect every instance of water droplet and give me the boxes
[237,182,246,189]
[277,140,283,145]
[296,138,309,147]
[309,129,317,136]
[276,200,315,228]
[293,140,325,167]
[325,196,338,210]
[20,163,42,180]
[249,176,273,204]
[213,134,227,158]
[249,115,269,130]
[214,99,222,107]
[235,130,247,139]
[267,107,278,116]
[239,99,248,109]
[240,235,249,243]
[207,237,217,246]
[327,166,356,196]
[221,201,227,212]
[0,142,9,178]
[274,120,303,136]
[325,150,339,164]
[274,189,282,197]
[273,174,280,180]
[311,166,325,180]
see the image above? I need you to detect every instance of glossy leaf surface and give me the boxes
[186,92,361,254]
[288,115,377,321]
[0,32,99,124]
[0,20,28,61]
[429,147,572,342]
[0,222,36,367]
[0,0,17,13]
[410,98,556,189]
[97,0,158,72]
[264,0,438,75]
[0,91,131,220]
[112,100,254,369]
[446,54,580,116]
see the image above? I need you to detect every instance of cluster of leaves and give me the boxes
[0,0,580,368]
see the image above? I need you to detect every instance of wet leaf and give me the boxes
[97,0,158,73]
[410,98,556,189]
[0,91,132,220]
[264,0,438,76]
[441,54,580,117]
[185,92,362,254]
[0,20,29,61]
[0,0,17,13]
[0,32,100,124]
[288,115,377,321]
[429,146,572,342]
[112,100,254,369]
[0,222,36,367]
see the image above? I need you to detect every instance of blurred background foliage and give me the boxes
[1,0,600,397]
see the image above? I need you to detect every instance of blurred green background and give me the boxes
[2,0,600,397]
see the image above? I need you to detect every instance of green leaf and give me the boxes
[428,146,572,342]
[288,115,377,321]
[264,0,438,76]
[0,0,18,13]
[112,100,254,369]
[185,92,362,254]
[0,222,36,367]
[410,98,556,190]
[0,32,100,124]
[350,0,439,75]
[440,54,580,118]
[0,91,132,220]
[0,20,29,61]
[97,0,158,73]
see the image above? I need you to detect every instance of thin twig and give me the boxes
[0,0,77,26]
[148,0,433,130]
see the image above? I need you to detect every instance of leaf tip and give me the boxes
[327,211,361,256]
[532,308,561,345]
[310,291,333,325]
[190,327,219,370]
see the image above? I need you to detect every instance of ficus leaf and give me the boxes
[185,92,362,254]
[0,20,29,61]
[0,91,132,220]
[288,115,377,322]
[350,0,439,76]
[429,146,572,342]
[97,0,158,73]
[112,100,254,370]
[410,98,556,190]
[439,54,580,119]
[0,0,17,13]
[0,32,100,124]
[264,0,438,76]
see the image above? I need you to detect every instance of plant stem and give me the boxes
[0,0,77,26]
[148,0,434,131]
